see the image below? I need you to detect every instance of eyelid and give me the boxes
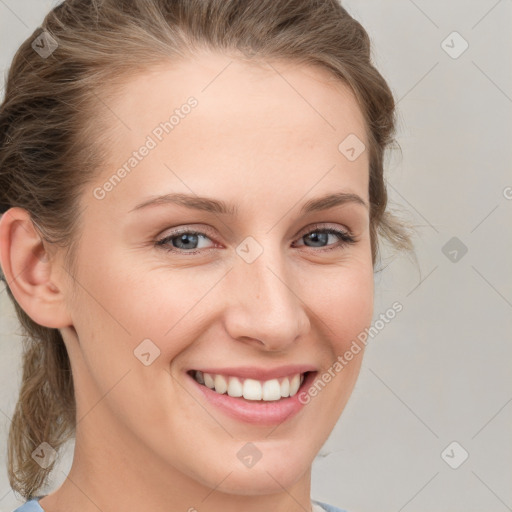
[158,222,353,241]
[296,222,354,239]
[155,226,218,250]
[156,224,217,242]
[155,221,357,254]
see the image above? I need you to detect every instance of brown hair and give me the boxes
[0,0,416,500]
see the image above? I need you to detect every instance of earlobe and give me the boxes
[0,207,73,328]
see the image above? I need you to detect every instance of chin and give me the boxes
[202,452,312,496]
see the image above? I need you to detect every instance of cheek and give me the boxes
[70,247,220,379]
[300,258,374,351]
[65,245,176,383]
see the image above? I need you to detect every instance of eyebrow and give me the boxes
[129,191,368,215]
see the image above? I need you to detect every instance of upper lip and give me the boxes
[188,365,317,381]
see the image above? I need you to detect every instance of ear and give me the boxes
[0,207,73,328]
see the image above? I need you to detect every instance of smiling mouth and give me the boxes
[187,370,312,402]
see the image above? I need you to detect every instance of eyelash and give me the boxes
[155,224,357,255]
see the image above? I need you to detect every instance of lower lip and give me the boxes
[187,371,317,426]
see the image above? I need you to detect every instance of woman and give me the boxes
[0,1,414,511]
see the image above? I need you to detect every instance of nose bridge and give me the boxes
[223,242,310,348]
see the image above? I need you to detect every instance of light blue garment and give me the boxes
[11,496,45,512]
[312,498,348,512]
[13,496,348,512]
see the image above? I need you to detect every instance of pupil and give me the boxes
[306,232,327,247]
[176,233,198,249]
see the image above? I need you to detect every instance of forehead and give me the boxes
[106,52,367,141]
[90,53,369,213]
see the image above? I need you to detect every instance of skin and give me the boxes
[0,52,373,512]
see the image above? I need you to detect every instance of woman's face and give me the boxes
[61,53,373,500]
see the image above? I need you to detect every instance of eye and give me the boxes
[293,224,356,252]
[155,229,215,254]
[155,224,356,255]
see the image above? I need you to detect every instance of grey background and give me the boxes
[1,1,511,511]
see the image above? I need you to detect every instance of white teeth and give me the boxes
[281,377,290,397]
[262,379,282,401]
[243,378,262,400]
[192,371,307,401]
[289,374,301,396]
[214,374,228,394]
[203,372,215,389]
[227,376,243,397]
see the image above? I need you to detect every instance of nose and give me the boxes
[222,245,311,352]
